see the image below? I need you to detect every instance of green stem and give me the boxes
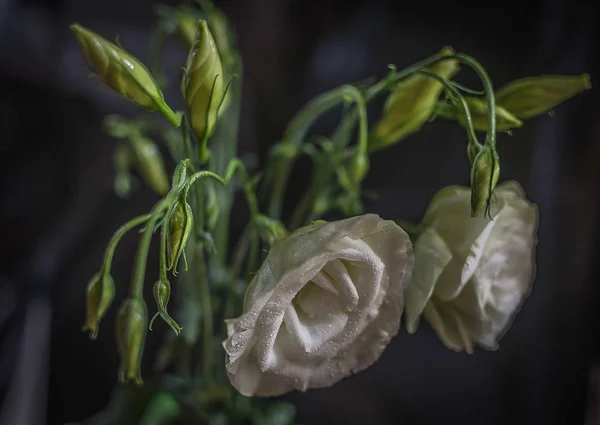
[416,69,481,149]
[266,50,452,220]
[102,214,151,275]
[452,54,496,148]
[131,200,170,299]
[192,185,213,387]
[159,221,168,282]
[181,116,194,163]
[289,164,326,230]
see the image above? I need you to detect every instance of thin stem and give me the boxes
[416,69,481,149]
[192,186,213,387]
[159,221,168,281]
[131,200,170,299]
[181,116,194,163]
[102,214,151,275]
[452,54,496,147]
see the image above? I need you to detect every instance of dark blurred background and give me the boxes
[0,0,599,424]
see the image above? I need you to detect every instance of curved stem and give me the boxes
[131,200,170,299]
[416,69,481,149]
[102,214,151,275]
[452,54,496,148]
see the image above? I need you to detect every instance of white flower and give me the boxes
[223,214,414,396]
[405,181,538,353]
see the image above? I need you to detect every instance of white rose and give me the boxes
[223,214,414,396]
[405,181,538,353]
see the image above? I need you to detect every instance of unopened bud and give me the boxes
[83,272,115,340]
[496,74,591,119]
[116,298,148,385]
[70,24,180,126]
[435,97,523,131]
[113,143,134,198]
[150,279,182,335]
[470,146,500,217]
[167,200,194,272]
[182,20,225,143]
[130,137,169,196]
[369,46,459,152]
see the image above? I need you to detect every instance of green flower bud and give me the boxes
[369,47,459,152]
[496,74,591,119]
[113,143,134,198]
[150,279,182,335]
[435,97,523,132]
[470,146,500,218]
[70,24,180,126]
[116,298,148,385]
[167,200,194,272]
[182,20,225,143]
[130,137,170,196]
[82,272,115,340]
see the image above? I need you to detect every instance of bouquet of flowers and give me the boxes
[70,1,590,423]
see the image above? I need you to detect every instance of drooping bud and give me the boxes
[167,200,194,272]
[150,279,182,335]
[70,24,180,126]
[182,20,226,144]
[470,146,500,217]
[369,46,459,152]
[435,97,523,132]
[82,272,115,340]
[116,298,148,385]
[129,136,170,196]
[496,74,591,119]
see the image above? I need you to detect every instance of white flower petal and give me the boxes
[223,214,414,396]
[408,181,538,353]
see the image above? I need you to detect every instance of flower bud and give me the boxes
[369,46,459,152]
[181,20,225,143]
[150,279,182,335]
[130,137,170,196]
[435,97,523,132]
[470,146,500,217]
[116,298,148,385]
[83,272,115,340]
[496,74,591,119]
[167,200,194,272]
[70,24,180,126]
[113,144,134,198]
